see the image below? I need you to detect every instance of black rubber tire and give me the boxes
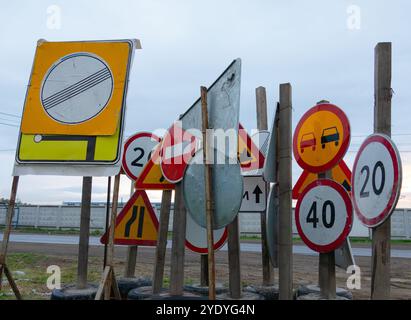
[117,277,152,299]
[128,286,164,300]
[51,284,98,300]
[217,291,264,300]
[184,283,228,296]
[150,292,208,300]
[244,285,279,300]
[297,284,353,300]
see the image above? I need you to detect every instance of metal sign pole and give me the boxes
[152,189,172,294]
[103,176,111,269]
[77,176,92,289]
[201,86,216,300]
[255,86,274,286]
[0,176,22,299]
[371,42,392,300]
[278,83,293,300]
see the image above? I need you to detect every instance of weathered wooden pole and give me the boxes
[200,254,209,287]
[255,86,275,286]
[201,86,216,299]
[371,42,392,300]
[278,83,293,300]
[77,176,92,289]
[152,189,172,294]
[103,176,111,269]
[169,184,187,296]
[227,216,242,298]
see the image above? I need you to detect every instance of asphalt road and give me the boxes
[2,233,411,258]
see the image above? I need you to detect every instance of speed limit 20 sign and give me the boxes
[295,179,353,253]
[352,133,402,227]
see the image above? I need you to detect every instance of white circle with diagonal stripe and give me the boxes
[40,52,113,124]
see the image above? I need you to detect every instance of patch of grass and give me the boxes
[0,226,103,236]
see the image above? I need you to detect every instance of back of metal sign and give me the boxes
[179,59,241,160]
[335,238,355,269]
[263,104,279,182]
[266,184,279,267]
[183,150,243,229]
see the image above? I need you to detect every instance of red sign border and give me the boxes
[295,179,353,253]
[122,132,161,182]
[293,103,351,173]
[352,134,402,228]
[185,228,228,254]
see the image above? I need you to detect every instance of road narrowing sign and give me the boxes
[160,122,198,184]
[240,176,267,212]
[292,160,352,199]
[293,103,350,173]
[100,190,159,246]
[122,132,161,181]
[295,179,353,253]
[352,133,402,228]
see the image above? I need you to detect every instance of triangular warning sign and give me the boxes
[238,123,265,172]
[135,143,174,190]
[100,190,159,246]
[292,159,352,200]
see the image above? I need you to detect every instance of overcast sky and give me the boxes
[0,0,410,206]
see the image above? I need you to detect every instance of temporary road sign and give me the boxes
[295,179,353,253]
[179,59,241,161]
[100,189,159,246]
[21,39,138,136]
[263,105,279,182]
[238,124,265,174]
[293,103,350,173]
[183,149,243,229]
[160,122,198,183]
[16,121,123,164]
[135,143,174,190]
[239,176,267,213]
[292,160,352,199]
[185,212,228,254]
[122,132,161,181]
[266,184,279,267]
[352,133,402,228]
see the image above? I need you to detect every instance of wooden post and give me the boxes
[77,176,92,289]
[227,216,242,298]
[169,184,187,296]
[152,189,172,294]
[371,42,392,300]
[318,170,336,299]
[103,176,111,269]
[255,86,274,286]
[125,181,138,278]
[95,174,121,300]
[200,86,216,299]
[0,176,22,299]
[278,83,293,300]
[200,254,209,287]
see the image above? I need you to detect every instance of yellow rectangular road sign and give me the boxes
[20,39,136,136]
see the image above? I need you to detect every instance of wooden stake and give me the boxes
[0,176,22,299]
[152,189,172,294]
[95,174,121,300]
[200,254,209,287]
[371,42,392,300]
[103,176,111,269]
[255,86,274,286]
[125,180,138,278]
[278,83,293,300]
[227,216,242,298]
[318,170,336,299]
[169,184,187,296]
[201,86,216,300]
[77,176,92,289]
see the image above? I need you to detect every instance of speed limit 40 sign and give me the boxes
[295,179,353,253]
[352,133,402,227]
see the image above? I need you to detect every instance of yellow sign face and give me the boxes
[20,40,135,136]
[238,124,265,172]
[292,160,352,199]
[100,190,159,246]
[293,103,350,173]
[16,121,122,164]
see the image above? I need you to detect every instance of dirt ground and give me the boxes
[1,241,411,300]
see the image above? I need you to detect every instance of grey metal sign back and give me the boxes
[183,150,243,229]
[263,104,279,182]
[266,184,279,267]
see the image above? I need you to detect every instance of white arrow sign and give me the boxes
[240,175,267,213]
